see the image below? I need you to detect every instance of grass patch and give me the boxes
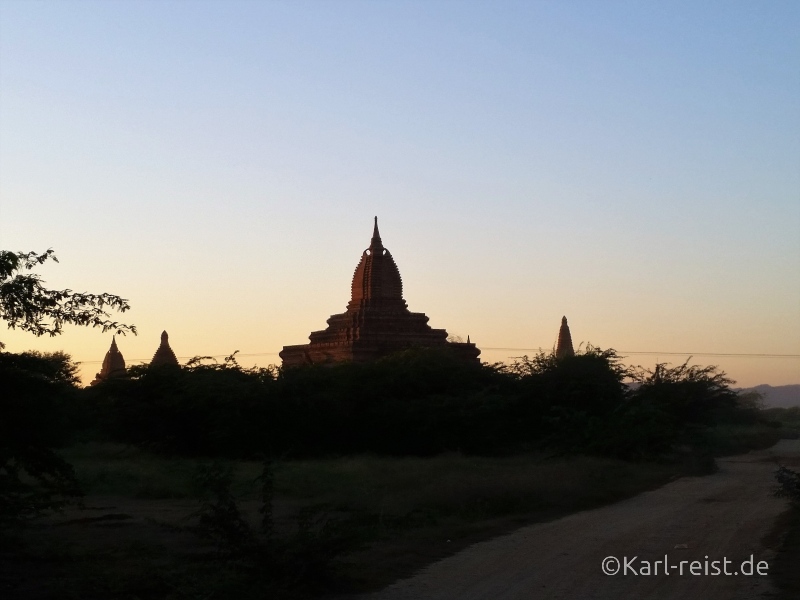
[703,424,783,457]
[60,443,262,499]
[274,453,676,517]
[62,443,682,517]
[35,444,688,596]
[763,407,800,440]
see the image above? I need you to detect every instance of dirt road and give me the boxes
[362,440,800,600]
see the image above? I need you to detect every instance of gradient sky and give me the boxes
[1,0,798,387]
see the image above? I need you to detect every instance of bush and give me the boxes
[87,346,761,462]
[775,466,800,506]
[89,354,276,457]
[629,361,738,428]
[0,351,83,528]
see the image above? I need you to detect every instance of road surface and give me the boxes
[362,440,800,600]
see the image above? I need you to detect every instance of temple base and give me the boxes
[280,339,480,367]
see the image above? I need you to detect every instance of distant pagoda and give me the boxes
[151,330,180,367]
[280,218,480,366]
[90,336,127,385]
[555,316,575,359]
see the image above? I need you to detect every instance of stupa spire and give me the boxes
[370,216,383,250]
[151,330,180,367]
[555,316,575,359]
[90,335,126,385]
[348,217,403,308]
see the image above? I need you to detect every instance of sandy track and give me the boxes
[362,440,800,600]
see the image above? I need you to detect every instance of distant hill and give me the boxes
[737,384,800,408]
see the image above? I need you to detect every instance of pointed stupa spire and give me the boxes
[151,330,180,367]
[370,216,384,251]
[555,316,575,359]
[90,335,126,385]
[349,217,403,308]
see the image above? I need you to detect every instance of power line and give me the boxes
[76,352,281,365]
[74,349,800,365]
[482,347,800,358]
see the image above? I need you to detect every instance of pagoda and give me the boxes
[151,330,180,367]
[555,316,575,359]
[90,336,127,385]
[280,218,480,366]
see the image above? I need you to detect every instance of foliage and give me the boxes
[701,424,782,457]
[628,360,738,428]
[762,406,800,439]
[0,249,135,346]
[191,460,357,598]
[0,349,80,385]
[193,462,255,552]
[505,346,631,452]
[0,351,83,529]
[1,247,135,531]
[585,360,743,459]
[775,466,800,506]
[90,352,277,456]
[85,344,766,463]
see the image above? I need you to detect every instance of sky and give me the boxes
[1,0,798,387]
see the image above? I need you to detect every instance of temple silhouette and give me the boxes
[90,330,179,384]
[151,330,179,367]
[90,228,578,376]
[555,316,575,359]
[90,336,126,385]
[280,218,481,366]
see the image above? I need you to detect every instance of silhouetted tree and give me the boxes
[1,351,83,530]
[0,249,135,348]
[1,248,135,530]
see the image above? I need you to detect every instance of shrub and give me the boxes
[0,351,83,528]
[775,466,800,506]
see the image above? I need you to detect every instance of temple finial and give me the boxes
[370,216,383,250]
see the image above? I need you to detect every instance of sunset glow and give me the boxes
[1,1,798,387]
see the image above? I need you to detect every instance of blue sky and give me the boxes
[1,0,798,385]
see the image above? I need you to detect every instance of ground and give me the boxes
[2,440,797,599]
[355,440,800,600]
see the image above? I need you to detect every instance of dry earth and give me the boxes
[359,440,800,600]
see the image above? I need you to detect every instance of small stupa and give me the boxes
[280,218,480,366]
[150,330,180,367]
[90,336,126,385]
[555,316,575,359]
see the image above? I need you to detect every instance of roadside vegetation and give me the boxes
[1,345,789,599]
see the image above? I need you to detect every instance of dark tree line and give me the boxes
[76,346,761,460]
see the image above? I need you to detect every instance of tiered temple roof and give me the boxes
[151,330,180,367]
[555,316,575,359]
[280,218,480,366]
[90,336,126,385]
